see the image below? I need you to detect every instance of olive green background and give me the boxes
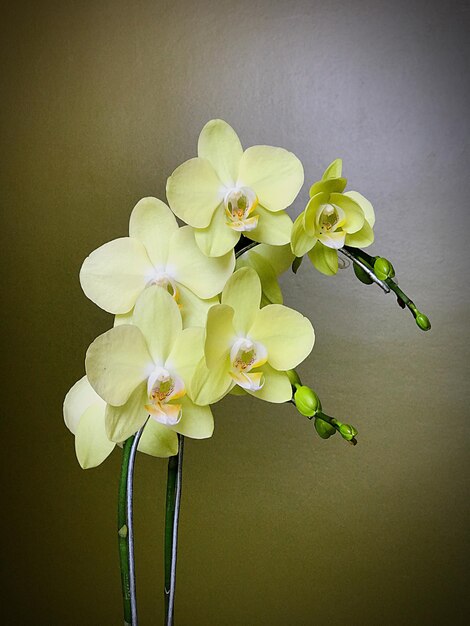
[2,1,469,624]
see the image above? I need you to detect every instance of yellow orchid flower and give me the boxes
[192,267,314,405]
[85,286,214,443]
[166,119,304,257]
[80,197,234,327]
[291,159,375,275]
[63,375,178,469]
[236,243,294,306]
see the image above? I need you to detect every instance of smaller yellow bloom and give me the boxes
[291,159,375,275]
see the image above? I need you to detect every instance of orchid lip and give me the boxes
[224,186,259,232]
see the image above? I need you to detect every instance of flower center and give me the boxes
[224,187,259,232]
[146,272,179,302]
[319,204,344,234]
[145,366,185,426]
[229,337,267,391]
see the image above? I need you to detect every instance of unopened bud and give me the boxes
[415,312,431,331]
[314,418,336,439]
[294,386,321,418]
[353,263,373,285]
[338,423,358,441]
[374,257,395,281]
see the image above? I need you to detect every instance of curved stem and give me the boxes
[164,454,178,618]
[339,247,389,293]
[235,240,259,259]
[126,423,147,626]
[118,437,134,626]
[166,434,185,626]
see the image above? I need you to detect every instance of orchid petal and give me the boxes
[167,226,235,298]
[344,219,375,247]
[245,364,292,403]
[75,403,115,469]
[132,286,182,365]
[308,241,338,275]
[63,375,104,435]
[205,304,236,368]
[170,396,214,439]
[237,145,304,212]
[190,355,234,406]
[344,191,375,227]
[248,304,315,371]
[129,197,178,267]
[322,158,343,180]
[291,212,316,257]
[105,382,149,442]
[249,243,294,276]
[165,327,205,393]
[138,420,179,457]
[194,204,240,257]
[85,325,152,406]
[221,267,261,335]
[246,206,293,245]
[79,237,153,314]
[197,119,243,187]
[236,250,283,305]
[177,284,217,328]
[166,157,223,228]
[330,193,364,234]
[303,192,330,234]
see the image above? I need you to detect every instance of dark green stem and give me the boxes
[343,245,427,325]
[118,437,135,626]
[164,454,178,620]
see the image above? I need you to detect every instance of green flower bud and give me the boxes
[314,418,336,439]
[353,262,373,285]
[286,369,302,387]
[415,312,431,331]
[338,423,358,441]
[294,386,321,418]
[374,257,395,281]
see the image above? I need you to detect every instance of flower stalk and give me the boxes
[118,437,134,626]
[344,246,431,330]
[164,435,185,626]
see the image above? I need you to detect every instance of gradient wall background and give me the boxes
[2,1,469,624]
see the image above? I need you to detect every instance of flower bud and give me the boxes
[415,312,431,331]
[294,386,321,418]
[314,418,336,439]
[338,423,358,441]
[353,263,373,285]
[374,257,395,281]
[287,369,302,388]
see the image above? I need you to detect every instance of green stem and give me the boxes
[164,454,178,620]
[344,246,420,320]
[317,411,358,446]
[118,436,135,626]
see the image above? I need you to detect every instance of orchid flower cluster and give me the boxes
[64,119,428,470]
